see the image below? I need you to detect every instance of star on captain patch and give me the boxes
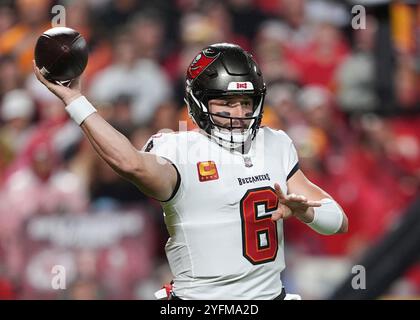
[243,156,253,168]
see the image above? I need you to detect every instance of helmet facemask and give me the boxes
[186,86,265,151]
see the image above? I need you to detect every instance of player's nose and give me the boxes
[230,104,247,118]
[230,106,248,128]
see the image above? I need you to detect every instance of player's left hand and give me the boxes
[271,183,322,222]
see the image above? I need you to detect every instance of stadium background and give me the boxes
[0,0,419,299]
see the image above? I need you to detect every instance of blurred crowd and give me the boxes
[0,0,419,299]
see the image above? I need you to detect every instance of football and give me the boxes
[34,27,88,84]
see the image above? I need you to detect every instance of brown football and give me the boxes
[34,27,88,83]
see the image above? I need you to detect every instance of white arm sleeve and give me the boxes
[306,198,344,235]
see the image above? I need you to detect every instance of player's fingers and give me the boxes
[274,183,286,202]
[32,60,44,81]
[33,60,45,80]
[271,211,282,221]
[287,193,307,203]
[271,205,287,221]
[306,201,322,207]
[281,205,293,219]
[33,60,52,88]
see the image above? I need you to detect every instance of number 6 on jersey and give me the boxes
[240,187,279,264]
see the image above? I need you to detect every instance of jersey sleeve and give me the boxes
[141,132,183,203]
[273,129,300,181]
[285,138,299,181]
[141,132,178,164]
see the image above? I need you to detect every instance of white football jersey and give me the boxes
[142,127,299,299]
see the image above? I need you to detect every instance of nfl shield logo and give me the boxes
[243,156,253,168]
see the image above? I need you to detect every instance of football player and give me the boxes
[33,43,348,300]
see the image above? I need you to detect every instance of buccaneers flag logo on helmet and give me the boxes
[187,47,220,80]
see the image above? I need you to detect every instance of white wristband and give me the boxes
[65,96,97,125]
[307,198,344,235]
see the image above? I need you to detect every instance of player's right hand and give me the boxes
[33,60,82,105]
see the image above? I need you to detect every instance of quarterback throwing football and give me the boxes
[34,43,348,300]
